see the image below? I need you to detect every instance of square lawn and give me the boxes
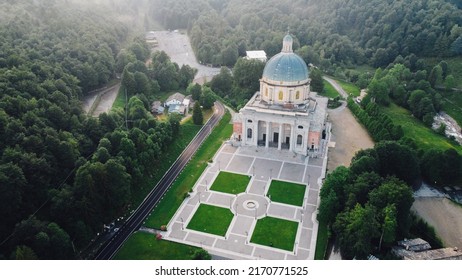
[210,171,251,194]
[186,204,234,236]
[250,217,298,251]
[267,180,306,207]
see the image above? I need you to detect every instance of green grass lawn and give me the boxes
[382,103,462,153]
[337,80,361,97]
[314,219,329,260]
[144,111,233,229]
[267,180,306,207]
[114,232,199,260]
[319,80,340,99]
[250,217,298,251]
[210,171,251,194]
[187,204,234,236]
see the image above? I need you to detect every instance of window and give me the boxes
[279,91,283,100]
[247,128,253,138]
[247,119,253,123]
[297,135,302,145]
[298,125,303,129]
[265,88,268,97]
[296,91,300,99]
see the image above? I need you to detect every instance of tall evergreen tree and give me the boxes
[192,102,203,125]
[309,69,324,93]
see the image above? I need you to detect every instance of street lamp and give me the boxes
[205,179,208,191]
[270,168,273,179]
[180,217,184,230]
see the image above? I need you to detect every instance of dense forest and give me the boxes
[151,0,462,70]
[2,0,462,260]
[0,0,190,259]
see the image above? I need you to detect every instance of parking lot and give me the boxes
[151,30,221,84]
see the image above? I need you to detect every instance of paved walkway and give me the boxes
[163,129,330,259]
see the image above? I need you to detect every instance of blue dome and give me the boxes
[262,52,309,83]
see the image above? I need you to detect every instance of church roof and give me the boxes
[262,34,309,83]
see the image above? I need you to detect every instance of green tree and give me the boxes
[379,204,397,251]
[333,204,380,259]
[192,249,211,260]
[309,68,324,93]
[210,67,233,97]
[200,87,216,109]
[187,83,202,101]
[232,58,265,92]
[368,177,414,235]
[444,74,455,91]
[192,102,203,125]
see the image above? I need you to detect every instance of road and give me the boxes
[150,31,221,83]
[82,83,121,116]
[323,76,348,98]
[95,101,225,260]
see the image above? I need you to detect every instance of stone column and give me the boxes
[265,121,270,148]
[243,121,247,145]
[290,124,295,152]
[254,123,258,146]
[278,123,282,150]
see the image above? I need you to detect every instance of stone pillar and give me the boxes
[254,123,258,146]
[278,123,282,150]
[243,121,247,145]
[265,121,270,148]
[290,124,295,152]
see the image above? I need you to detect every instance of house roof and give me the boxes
[166,92,185,103]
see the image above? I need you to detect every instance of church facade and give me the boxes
[232,34,327,156]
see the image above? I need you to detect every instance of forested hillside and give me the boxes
[151,0,462,71]
[0,0,184,259]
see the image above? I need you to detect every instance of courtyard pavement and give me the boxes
[163,126,330,260]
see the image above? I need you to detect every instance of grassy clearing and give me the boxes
[314,220,329,260]
[337,80,361,97]
[186,204,234,236]
[250,217,298,251]
[382,103,462,153]
[114,232,199,260]
[144,111,233,229]
[319,80,340,99]
[267,180,306,207]
[210,171,251,194]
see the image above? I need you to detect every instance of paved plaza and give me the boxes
[164,133,329,260]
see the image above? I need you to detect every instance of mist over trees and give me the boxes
[0,0,182,259]
[150,0,462,72]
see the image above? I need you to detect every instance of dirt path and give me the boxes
[412,197,462,248]
[82,83,120,117]
[91,84,121,116]
[327,107,374,171]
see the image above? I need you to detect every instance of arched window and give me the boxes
[247,128,253,139]
[278,91,283,100]
[298,125,303,129]
[296,91,300,99]
[297,135,302,145]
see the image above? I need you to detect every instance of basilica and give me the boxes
[232,34,328,156]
